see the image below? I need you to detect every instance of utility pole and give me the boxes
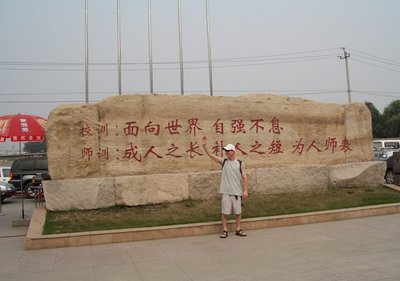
[339,47,352,103]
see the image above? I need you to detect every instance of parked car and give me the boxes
[385,156,394,184]
[373,147,399,161]
[0,166,11,182]
[0,181,16,202]
[8,156,48,198]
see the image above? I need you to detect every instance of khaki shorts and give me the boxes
[221,194,242,215]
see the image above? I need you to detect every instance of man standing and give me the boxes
[202,136,249,238]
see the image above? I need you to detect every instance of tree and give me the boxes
[383,100,400,137]
[365,102,384,138]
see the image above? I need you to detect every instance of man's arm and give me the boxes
[202,136,223,164]
[241,162,249,199]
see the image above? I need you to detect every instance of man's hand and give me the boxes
[242,190,249,200]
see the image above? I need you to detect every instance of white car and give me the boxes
[0,166,10,183]
[0,181,16,202]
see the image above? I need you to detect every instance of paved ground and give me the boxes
[1,196,400,281]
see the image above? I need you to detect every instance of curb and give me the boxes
[25,202,400,250]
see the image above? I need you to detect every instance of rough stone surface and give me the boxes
[114,173,189,206]
[43,178,115,211]
[43,94,378,210]
[45,94,373,180]
[188,171,221,200]
[255,165,329,194]
[42,161,385,211]
[328,161,386,188]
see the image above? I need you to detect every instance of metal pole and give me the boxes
[84,0,89,103]
[19,142,24,219]
[117,0,122,95]
[339,47,352,103]
[205,0,213,96]
[177,0,184,95]
[0,185,4,216]
[148,0,154,93]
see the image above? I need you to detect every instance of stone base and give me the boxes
[43,161,386,211]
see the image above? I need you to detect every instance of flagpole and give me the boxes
[178,0,184,95]
[84,0,89,103]
[148,0,154,93]
[206,0,213,96]
[116,0,122,95]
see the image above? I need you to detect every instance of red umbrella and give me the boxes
[0,114,47,142]
[0,114,47,220]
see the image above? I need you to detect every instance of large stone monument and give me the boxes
[43,94,385,210]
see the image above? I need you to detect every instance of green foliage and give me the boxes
[383,100,400,137]
[365,100,400,138]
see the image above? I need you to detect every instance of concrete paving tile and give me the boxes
[172,252,217,268]
[274,261,338,280]
[53,252,93,270]
[3,197,400,281]
[0,257,19,274]
[134,259,179,273]
[139,267,191,281]
[0,237,27,258]
[17,249,57,264]
[3,267,95,281]
[222,258,274,276]
[95,271,143,281]
[182,263,239,281]
[94,264,140,281]
[10,261,55,274]
[91,248,132,267]
[126,245,169,263]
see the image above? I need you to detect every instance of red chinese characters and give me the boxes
[77,116,352,162]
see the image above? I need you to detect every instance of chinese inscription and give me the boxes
[79,117,352,161]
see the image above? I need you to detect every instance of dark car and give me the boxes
[0,181,16,202]
[385,156,394,184]
[8,156,48,197]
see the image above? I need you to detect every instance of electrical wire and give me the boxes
[0,54,338,72]
[351,58,400,73]
[348,48,400,65]
[0,48,398,104]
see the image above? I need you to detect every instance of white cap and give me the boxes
[223,144,236,151]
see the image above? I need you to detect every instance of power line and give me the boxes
[348,48,400,65]
[352,53,400,68]
[351,58,400,73]
[0,54,338,72]
[0,91,116,96]
[353,90,400,99]
[2,89,398,103]
[0,47,339,65]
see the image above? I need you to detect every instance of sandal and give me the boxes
[235,229,247,237]
[220,230,228,238]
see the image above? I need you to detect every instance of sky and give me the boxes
[0,0,399,151]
